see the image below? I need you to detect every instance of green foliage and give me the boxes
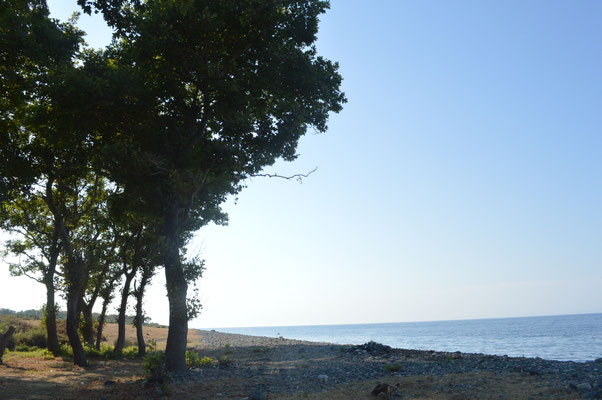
[13,327,47,349]
[217,355,232,367]
[252,346,271,354]
[384,362,402,372]
[41,348,55,360]
[14,344,36,352]
[143,351,167,383]
[224,344,232,355]
[122,345,139,358]
[147,339,157,352]
[185,351,213,369]
[4,347,54,360]
[58,343,73,358]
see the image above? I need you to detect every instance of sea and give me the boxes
[216,313,602,362]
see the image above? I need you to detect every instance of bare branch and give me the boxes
[251,167,318,183]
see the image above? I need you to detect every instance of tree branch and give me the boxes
[251,167,318,183]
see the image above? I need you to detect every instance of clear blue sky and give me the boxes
[1,0,601,328]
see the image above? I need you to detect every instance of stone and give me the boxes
[577,383,593,391]
[371,383,392,398]
[104,380,116,386]
[248,391,267,400]
[318,374,328,383]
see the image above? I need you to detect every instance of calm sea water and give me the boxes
[216,313,602,362]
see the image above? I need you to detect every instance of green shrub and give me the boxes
[384,362,402,372]
[147,339,157,352]
[58,343,73,358]
[224,344,232,355]
[123,345,139,358]
[143,351,167,383]
[218,355,232,366]
[252,346,269,353]
[185,351,213,369]
[14,344,36,352]
[199,356,213,367]
[13,327,47,349]
[41,349,55,360]
[185,350,200,368]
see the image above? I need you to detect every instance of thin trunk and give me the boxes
[66,291,86,366]
[114,273,134,355]
[81,305,95,346]
[43,176,88,367]
[95,295,110,350]
[44,230,61,354]
[44,281,60,354]
[134,267,151,357]
[135,293,145,356]
[164,206,188,372]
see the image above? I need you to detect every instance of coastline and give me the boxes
[180,329,601,399]
[1,327,600,399]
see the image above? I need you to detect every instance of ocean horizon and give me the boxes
[212,312,602,362]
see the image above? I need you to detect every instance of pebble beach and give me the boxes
[170,329,602,399]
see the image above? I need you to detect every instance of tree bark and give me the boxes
[43,176,88,366]
[0,326,16,364]
[114,272,134,355]
[44,281,60,354]
[134,294,146,356]
[66,291,87,366]
[164,205,188,371]
[81,304,95,346]
[134,266,151,357]
[95,295,110,350]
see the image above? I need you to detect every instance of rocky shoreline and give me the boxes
[166,329,602,399]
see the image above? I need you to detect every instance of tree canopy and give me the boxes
[1,0,345,371]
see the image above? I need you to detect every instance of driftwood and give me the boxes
[0,326,16,364]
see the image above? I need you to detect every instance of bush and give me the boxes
[185,351,213,369]
[122,345,139,358]
[14,344,36,352]
[41,349,55,360]
[13,327,47,349]
[218,355,232,366]
[224,344,232,355]
[384,362,402,372]
[143,351,167,383]
[58,343,73,358]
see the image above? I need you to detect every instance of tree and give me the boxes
[85,0,346,371]
[1,194,63,354]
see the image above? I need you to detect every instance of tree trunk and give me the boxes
[66,292,87,366]
[164,205,188,371]
[135,294,146,357]
[95,295,110,350]
[134,267,151,357]
[0,326,16,364]
[81,304,95,346]
[44,281,60,354]
[114,273,134,355]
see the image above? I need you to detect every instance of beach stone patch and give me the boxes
[165,330,602,398]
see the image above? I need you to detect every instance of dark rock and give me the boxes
[350,341,392,355]
[248,389,268,400]
[583,391,601,400]
[371,382,392,397]
[104,380,116,386]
